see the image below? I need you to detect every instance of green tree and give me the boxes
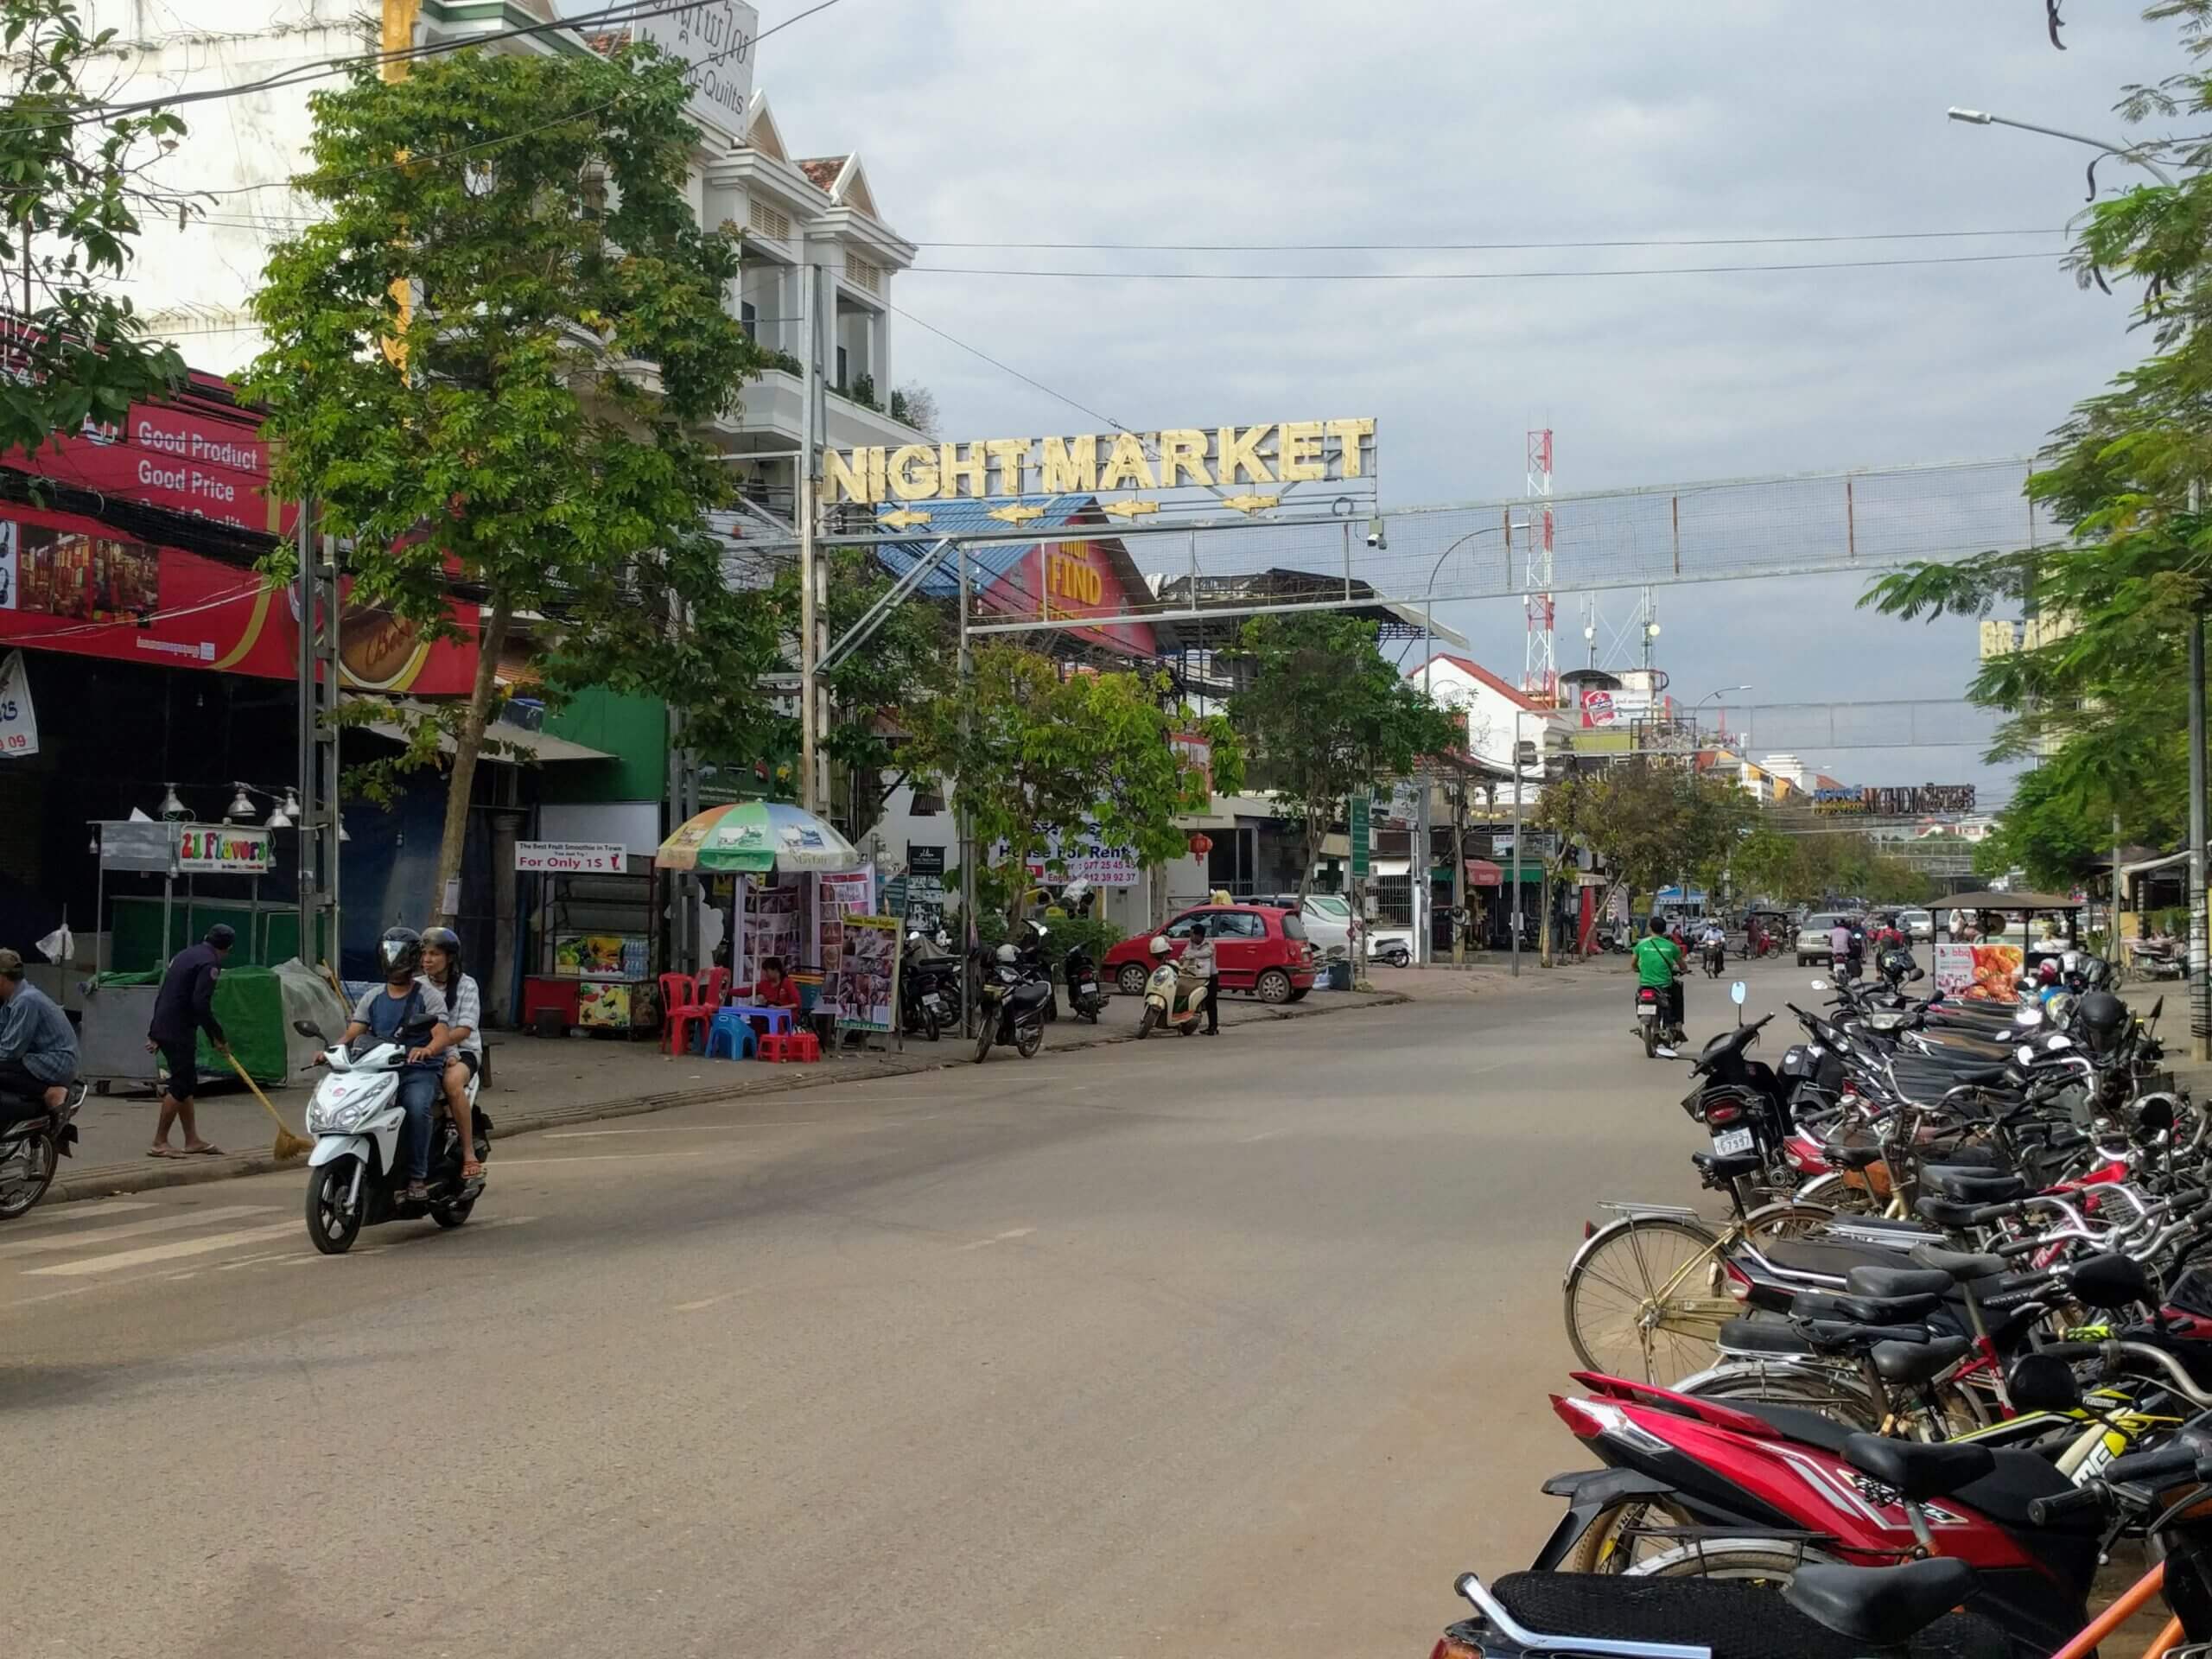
[249,45,773,921]
[1227,613,1463,898]
[897,644,1243,922]
[1535,760,1750,959]
[0,0,191,458]
[1862,2,2212,887]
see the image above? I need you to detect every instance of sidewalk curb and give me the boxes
[43,989,1411,1206]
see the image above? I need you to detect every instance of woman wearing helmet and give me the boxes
[336,927,450,1202]
[419,927,483,1182]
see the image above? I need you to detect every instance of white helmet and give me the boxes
[1149,935,1173,957]
[995,943,1017,963]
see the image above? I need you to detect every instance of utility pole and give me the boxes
[1510,709,1526,978]
[798,259,823,814]
[957,542,976,1039]
[1452,772,1467,967]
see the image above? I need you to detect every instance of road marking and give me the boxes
[1241,1131,1278,1143]
[0,1205,274,1258]
[671,1289,751,1313]
[23,1220,302,1277]
[495,1149,735,1167]
[954,1227,1034,1252]
[3,1198,156,1230]
[543,1121,824,1139]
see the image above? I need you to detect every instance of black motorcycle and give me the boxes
[0,1077,81,1220]
[1700,938,1726,978]
[974,950,1052,1063]
[1063,944,1108,1022]
[899,931,959,1040]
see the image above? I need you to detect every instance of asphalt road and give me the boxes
[7,953,1813,1659]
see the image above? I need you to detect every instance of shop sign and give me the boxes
[823,419,1377,505]
[514,840,627,874]
[906,844,946,878]
[1579,689,1616,728]
[1348,796,1370,879]
[177,825,271,874]
[0,649,35,756]
[633,0,757,143]
[1025,842,1141,887]
[1813,785,1977,817]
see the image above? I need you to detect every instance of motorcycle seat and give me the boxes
[1785,1560,1982,1653]
[1871,1334,1971,1386]
[1803,1319,1934,1351]
[1790,1288,1943,1325]
[1690,1150,1763,1183]
[1717,1316,1812,1357]
[1844,1265,1955,1300]
[1911,1196,1992,1230]
[1923,1169,2029,1204]
[1843,1433,1993,1501]
[1762,1236,1896,1281]
[1488,1570,2008,1659]
[1828,1143,1886,1171]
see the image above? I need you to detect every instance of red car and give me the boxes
[1103,905,1317,1004]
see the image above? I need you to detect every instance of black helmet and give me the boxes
[2078,956,2115,994]
[2077,989,2126,1054]
[378,925,423,980]
[1878,946,1915,980]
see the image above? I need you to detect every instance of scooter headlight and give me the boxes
[307,1083,379,1135]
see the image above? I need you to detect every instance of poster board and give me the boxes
[1934,940,2024,1001]
[732,874,802,988]
[830,914,900,1037]
[815,868,876,977]
[553,932,648,980]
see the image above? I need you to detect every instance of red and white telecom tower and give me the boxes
[1522,428,1556,705]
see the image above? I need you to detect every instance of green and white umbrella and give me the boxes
[653,801,861,874]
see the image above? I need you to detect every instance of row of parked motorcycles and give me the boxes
[899,924,1133,1064]
[1435,947,2212,1658]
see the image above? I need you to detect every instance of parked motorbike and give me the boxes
[899,931,958,1040]
[973,947,1052,1063]
[297,1020,487,1254]
[1063,944,1109,1023]
[1139,957,1207,1038]
[0,1077,82,1221]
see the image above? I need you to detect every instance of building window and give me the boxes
[846,256,881,296]
[747,199,790,242]
[836,345,848,391]
[739,300,757,340]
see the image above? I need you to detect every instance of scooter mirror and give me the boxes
[2005,1352,2081,1414]
[293,1019,323,1039]
[1910,967,1926,982]
[2069,1252,2154,1311]
[2139,1098,2177,1136]
[1729,980,1747,1006]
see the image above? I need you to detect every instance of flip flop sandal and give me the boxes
[180,1144,223,1156]
[145,1147,179,1159]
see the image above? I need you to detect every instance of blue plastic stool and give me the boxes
[704,1007,758,1060]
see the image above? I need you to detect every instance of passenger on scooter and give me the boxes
[336,927,450,1205]
[418,928,484,1183]
[0,947,74,1114]
[1633,914,1685,1049]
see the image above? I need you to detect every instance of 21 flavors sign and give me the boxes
[176,826,272,874]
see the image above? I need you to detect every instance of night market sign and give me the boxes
[822,420,1377,506]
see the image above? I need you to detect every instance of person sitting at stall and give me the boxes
[753,957,800,1012]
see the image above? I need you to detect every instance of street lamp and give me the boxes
[1949,104,2205,1056]
[1419,523,1516,701]
[1678,688,1751,916]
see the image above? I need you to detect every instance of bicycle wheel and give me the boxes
[1563,1214,1729,1383]
[1674,1358,1880,1429]
[1741,1200,1835,1248]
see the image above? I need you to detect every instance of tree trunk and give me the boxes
[1538,864,1554,969]
[431,596,513,926]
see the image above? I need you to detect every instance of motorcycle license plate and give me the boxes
[1078,981,1097,995]
[1637,1004,1658,1020]
[923,994,944,1012]
[1711,1127,1755,1158]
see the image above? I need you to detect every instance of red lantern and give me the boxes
[1188,832,1214,858]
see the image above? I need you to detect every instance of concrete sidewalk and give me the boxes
[48,984,1406,1205]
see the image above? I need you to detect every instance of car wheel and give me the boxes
[1117,963,1148,995]
[1256,969,1294,1004]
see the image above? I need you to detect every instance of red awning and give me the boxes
[1465,858,1503,887]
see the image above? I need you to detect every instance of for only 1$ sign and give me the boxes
[514,842,627,874]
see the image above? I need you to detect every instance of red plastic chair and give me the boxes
[658,972,709,1057]
[695,966,730,1010]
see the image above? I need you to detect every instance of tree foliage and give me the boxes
[1534,760,1753,956]
[0,0,190,457]
[249,45,775,918]
[1227,613,1464,897]
[1861,2,2212,887]
[897,644,1243,921]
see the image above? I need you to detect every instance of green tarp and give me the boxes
[91,964,289,1085]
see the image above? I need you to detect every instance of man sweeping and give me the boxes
[143,923,232,1157]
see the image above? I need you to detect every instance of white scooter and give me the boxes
[295,1019,488,1255]
[1137,957,1206,1038]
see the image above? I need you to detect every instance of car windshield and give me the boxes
[1305,895,1351,919]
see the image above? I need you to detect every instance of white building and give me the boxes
[86,0,925,513]
[1412,653,1567,804]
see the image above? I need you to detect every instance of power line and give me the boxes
[911,228,2070,253]
[887,302,1135,436]
[903,251,2067,282]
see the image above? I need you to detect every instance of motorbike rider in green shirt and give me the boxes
[1632,914,1686,1052]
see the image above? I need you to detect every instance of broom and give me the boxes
[226,1052,315,1161]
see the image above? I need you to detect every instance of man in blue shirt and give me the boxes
[0,947,77,1116]
[144,924,232,1157]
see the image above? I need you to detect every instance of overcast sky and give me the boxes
[675,0,2179,794]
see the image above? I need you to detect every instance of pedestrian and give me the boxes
[0,948,76,1115]
[143,922,232,1157]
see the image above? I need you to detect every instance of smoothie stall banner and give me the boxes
[0,503,477,693]
[829,914,899,1036]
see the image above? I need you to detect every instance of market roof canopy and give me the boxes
[654,801,861,874]
[1944,889,2082,912]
